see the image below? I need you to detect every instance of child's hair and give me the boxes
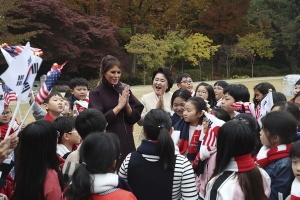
[43,91,63,104]
[195,82,216,106]
[272,92,287,104]
[214,80,228,89]
[65,132,120,200]
[223,84,250,102]
[233,113,257,133]
[233,113,261,156]
[271,102,300,121]
[261,111,297,144]
[63,97,72,107]
[75,108,107,140]
[212,120,268,200]
[253,82,276,107]
[14,120,63,199]
[290,140,300,158]
[187,96,208,122]
[170,89,191,109]
[176,73,191,83]
[69,78,88,90]
[295,79,300,86]
[152,67,174,92]
[64,89,72,98]
[211,108,231,122]
[143,109,175,170]
[99,55,121,84]
[53,116,75,143]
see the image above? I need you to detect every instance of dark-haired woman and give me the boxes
[205,120,271,200]
[137,67,174,126]
[12,120,64,200]
[119,109,198,200]
[89,55,144,168]
[65,132,136,200]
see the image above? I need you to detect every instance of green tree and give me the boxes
[237,32,274,77]
[186,33,219,81]
[163,30,189,71]
[125,34,171,85]
[0,0,39,46]
[247,0,300,73]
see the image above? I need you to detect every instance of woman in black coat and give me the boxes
[88,55,144,168]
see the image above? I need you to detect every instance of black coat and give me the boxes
[88,78,144,167]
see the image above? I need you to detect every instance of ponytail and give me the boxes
[157,127,175,170]
[65,164,92,200]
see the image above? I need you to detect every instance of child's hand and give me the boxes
[21,123,26,131]
[0,133,19,163]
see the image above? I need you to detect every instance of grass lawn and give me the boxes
[10,76,291,148]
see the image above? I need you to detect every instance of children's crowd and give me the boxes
[0,55,300,200]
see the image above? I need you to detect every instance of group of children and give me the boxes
[0,71,300,200]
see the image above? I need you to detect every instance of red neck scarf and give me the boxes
[224,154,255,172]
[256,144,292,168]
[44,113,54,122]
[177,121,202,161]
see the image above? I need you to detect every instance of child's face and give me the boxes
[221,93,235,115]
[177,77,193,92]
[214,84,224,101]
[44,95,64,114]
[196,86,208,100]
[259,128,271,147]
[61,100,71,116]
[254,89,264,103]
[295,96,300,110]
[292,156,300,181]
[67,128,81,145]
[172,97,186,117]
[294,84,300,96]
[0,106,12,124]
[183,101,202,126]
[71,85,88,100]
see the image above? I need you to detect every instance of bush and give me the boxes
[230,75,250,79]
[53,85,70,92]
[121,75,143,86]
[88,79,99,89]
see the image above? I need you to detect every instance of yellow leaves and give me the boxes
[186,33,216,66]
[237,31,275,59]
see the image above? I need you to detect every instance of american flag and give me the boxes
[35,62,66,104]
[1,44,43,57]
[2,84,17,106]
[46,61,67,77]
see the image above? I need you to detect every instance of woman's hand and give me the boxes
[118,86,130,109]
[156,94,164,109]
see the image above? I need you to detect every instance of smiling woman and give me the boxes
[88,55,144,169]
[137,67,174,126]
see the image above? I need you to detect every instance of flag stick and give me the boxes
[16,100,34,136]
[4,98,21,139]
[16,90,35,135]
[18,109,22,122]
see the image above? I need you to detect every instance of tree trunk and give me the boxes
[198,60,202,81]
[130,54,137,76]
[181,58,184,72]
[284,49,299,74]
[143,64,146,85]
